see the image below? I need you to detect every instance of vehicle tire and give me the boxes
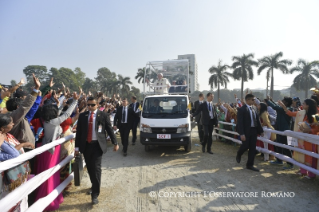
[145,145,151,152]
[184,137,192,152]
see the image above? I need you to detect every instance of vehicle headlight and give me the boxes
[177,124,189,133]
[141,124,152,133]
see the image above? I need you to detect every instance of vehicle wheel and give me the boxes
[184,137,192,152]
[145,145,151,152]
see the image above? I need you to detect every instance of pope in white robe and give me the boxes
[146,73,171,94]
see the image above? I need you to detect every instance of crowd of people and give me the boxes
[1,73,319,210]
[191,89,319,176]
[0,75,141,210]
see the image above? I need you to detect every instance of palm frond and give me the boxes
[273,52,283,61]
[257,64,269,75]
[277,64,290,74]
[297,59,307,67]
[290,66,301,74]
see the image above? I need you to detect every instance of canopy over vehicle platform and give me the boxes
[144,59,189,96]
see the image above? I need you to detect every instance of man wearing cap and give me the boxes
[146,73,171,94]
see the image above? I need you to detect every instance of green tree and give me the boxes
[95,67,116,84]
[23,65,49,90]
[129,86,142,101]
[257,52,292,97]
[208,60,232,100]
[135,67,148,84]
[48,67,79,91]
[231,53,259,99]
[82,77,97,93]
[74,67,86,85]
[290,59,319,98]
[10,80,17,87]
[118,74,132,97]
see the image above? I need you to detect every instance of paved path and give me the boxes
[58,128,319,212]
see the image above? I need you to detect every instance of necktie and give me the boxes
[208,103,211,111]
[87,112,94,142]
[122,107,126,123]
[250,107,257,126]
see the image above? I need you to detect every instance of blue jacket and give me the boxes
[26,96,42,123]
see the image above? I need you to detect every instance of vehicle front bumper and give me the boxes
[140,131,191,146]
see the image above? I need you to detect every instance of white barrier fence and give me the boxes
[214,121,319,175]
[0,134,79,212]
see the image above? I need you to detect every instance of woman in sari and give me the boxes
[34,92,79,211]
[280,99,319,178]
[0,114,34,212]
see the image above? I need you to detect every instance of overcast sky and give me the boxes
[1,0,318,92]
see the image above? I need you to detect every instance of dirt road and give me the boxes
[58,128,319,212]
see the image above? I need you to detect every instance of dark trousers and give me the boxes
[197,124,204,143]
[203,120,215,151]
[237,127,257,167]
[275,135,293,165]
[83,141,103,199]
[131,118,140,143]
[119,123,130,152]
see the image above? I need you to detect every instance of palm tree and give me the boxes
[257,52,292,98]
[135,67,148,84]
[118,74,132,97]
[231,53,259,99]
[208,60,233,100]
[290,59,319,98]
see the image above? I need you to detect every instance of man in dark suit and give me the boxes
[236,94,264,172]
[172,99,187,113]
[113,98,138,156]
[75,96,119,205]
[192,93,218,154]
[192,93,205,144]
[150,99,164,113]
[129,96,140,145]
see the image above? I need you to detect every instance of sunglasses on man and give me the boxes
[87,104,96,107]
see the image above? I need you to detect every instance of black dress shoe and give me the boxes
[132,142,136,145]
[92,197,99,205]
[236,155,241,163]
[246,166,260,172]
[123,152,127,156]
[86,189,92,195]
[207,151,214,154]
[202,146,205,153]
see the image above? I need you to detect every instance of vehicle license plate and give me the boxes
[157,134,171,139]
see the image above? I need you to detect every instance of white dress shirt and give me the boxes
[248,106,256,127]
[122,106,128,123]
[133,102,137,112]
[207,102,214,119]
[75,109,98,152]
[88,109,98,140]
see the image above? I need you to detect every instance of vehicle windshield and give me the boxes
[142,96,189,119]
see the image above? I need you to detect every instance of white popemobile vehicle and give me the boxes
[139,59,194,152]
